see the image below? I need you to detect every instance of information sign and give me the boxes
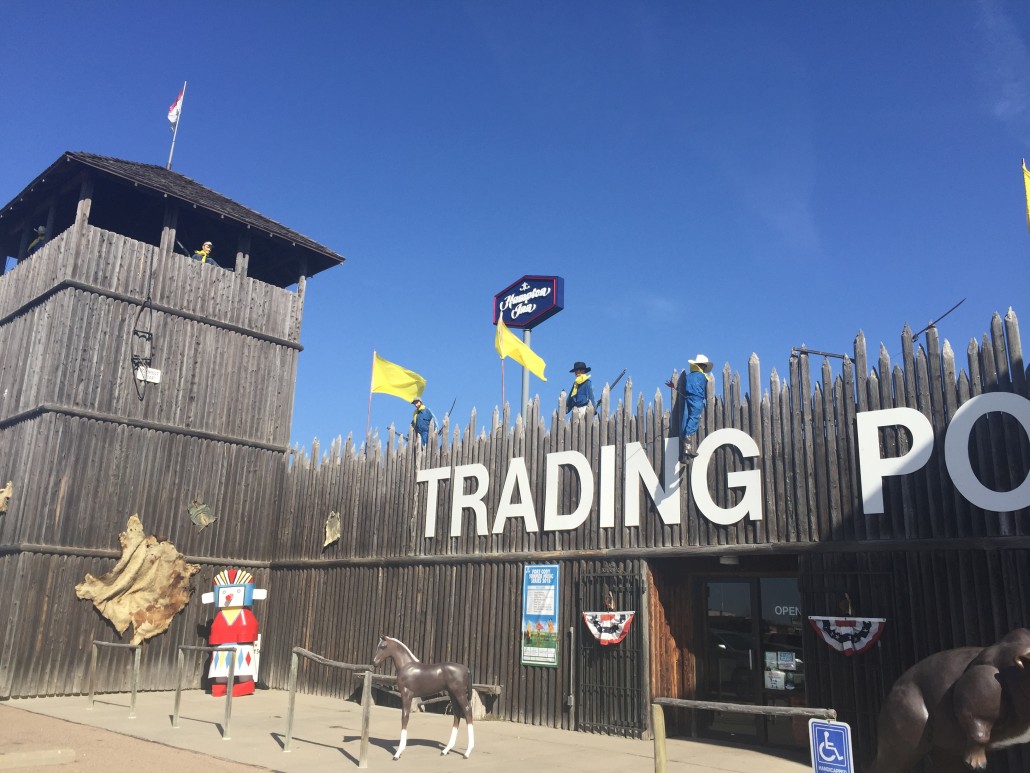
[521,564,560,667]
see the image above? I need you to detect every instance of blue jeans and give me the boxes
[680,395,705,438]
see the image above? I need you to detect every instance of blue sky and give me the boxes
[3,2,1029,450]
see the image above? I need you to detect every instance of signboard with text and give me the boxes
[521,564,560,667]
[493,275,564,329]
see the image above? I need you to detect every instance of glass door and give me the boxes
[702,580,760,741]
[759,577,806,747]
[701,576,806,747]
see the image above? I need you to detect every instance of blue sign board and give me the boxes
[493,275,565,329]
[809,719,853,773]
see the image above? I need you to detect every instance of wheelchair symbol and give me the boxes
[819,729,844,762]
[809,719,853,772]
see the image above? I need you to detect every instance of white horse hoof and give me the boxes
[441,750,449,756]
[464,752,472,759]
[392,754,401,761]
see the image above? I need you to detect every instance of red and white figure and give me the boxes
[582,611,636,646]
[168,86,184,131]
[201,568,267,696]
[808,616,886,656]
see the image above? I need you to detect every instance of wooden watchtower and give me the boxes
[0,153,344,698]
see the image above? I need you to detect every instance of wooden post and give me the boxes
[235,230,250,278]
[284,650,300,752]
[74,176,93,229]
[129,646,141,719]
[160,203,178,260]
[359,670,373,768]
[651,703,667,773]
[70,175,93,262]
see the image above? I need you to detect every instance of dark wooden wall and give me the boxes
[0,226,299,698]
[802,549,1030,771]
[1,223,1028,768]
[275,312,1028,565]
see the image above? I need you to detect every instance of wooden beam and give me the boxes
[235,230,251,278]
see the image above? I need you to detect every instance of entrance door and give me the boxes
[700,576,806,747]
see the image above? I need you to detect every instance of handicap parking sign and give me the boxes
[809,718,853,773]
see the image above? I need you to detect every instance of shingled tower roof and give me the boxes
[0,152,344,287]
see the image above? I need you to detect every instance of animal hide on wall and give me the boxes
[75,514,200,644]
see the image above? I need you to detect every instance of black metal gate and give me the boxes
[575,561,647,736]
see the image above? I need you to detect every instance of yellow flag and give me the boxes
[494,318,547,381]
[1023,160,1030,234]
[370,352,426,401]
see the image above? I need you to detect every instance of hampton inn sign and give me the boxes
[416,392,1030,538]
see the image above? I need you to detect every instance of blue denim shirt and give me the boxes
[566,376,596,413]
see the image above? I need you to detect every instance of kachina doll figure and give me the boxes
[201,568,267,696]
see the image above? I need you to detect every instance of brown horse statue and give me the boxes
[868,628,1030,772]
[372,635,475,760]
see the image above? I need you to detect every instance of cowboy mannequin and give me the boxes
[191,240,219,267]
[666,353,714,460]
[411,398,435,444]
[565,361,596,416]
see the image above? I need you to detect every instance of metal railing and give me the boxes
[86,641,141,718]
[650,697,837,773]
[284,647,374,768]
[173,645,238,740]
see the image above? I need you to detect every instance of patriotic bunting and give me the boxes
[582,611,636,645]
[808,616,886,656]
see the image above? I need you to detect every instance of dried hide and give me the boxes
[324,510,341,548]
[75,514,200,644]
[0,480,11,513]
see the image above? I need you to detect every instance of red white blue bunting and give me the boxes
[808,616,886,656]
[582,611,636,645]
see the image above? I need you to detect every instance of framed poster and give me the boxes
[521,564,560,667]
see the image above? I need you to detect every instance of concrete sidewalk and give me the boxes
[1,690,811,772]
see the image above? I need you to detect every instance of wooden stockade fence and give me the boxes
[278,308,1029,563]
[1,224,1028,768]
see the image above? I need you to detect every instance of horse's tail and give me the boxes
[466,666,473,705]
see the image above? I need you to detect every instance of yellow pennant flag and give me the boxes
[370,352,426,401]
[494,318,547,381]
[1023,160,1030,234]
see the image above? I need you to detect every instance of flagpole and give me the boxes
[167,81,186,170]
[521,329,531,415]
[501,358,505,414]
[366,350,375,441]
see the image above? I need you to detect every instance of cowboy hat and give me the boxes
[688,354,713,371]
[569,361,591,373]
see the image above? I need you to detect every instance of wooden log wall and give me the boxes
[261,561,575,730]
[276,310,1029,565]
[262,305,1028,755]
[1,219,1028,771]
[801,549,1030,771]
[0,227,303,447]
[0,226,302,698]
